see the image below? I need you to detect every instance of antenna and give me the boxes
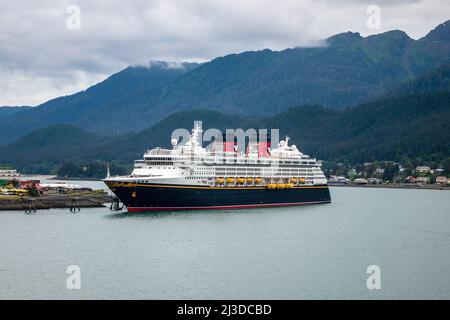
[190,122,203,147]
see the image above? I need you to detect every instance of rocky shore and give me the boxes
[0,194,112,211]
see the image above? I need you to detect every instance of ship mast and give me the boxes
[190,123,202,147]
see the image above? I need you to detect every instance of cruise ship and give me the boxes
[103,124,331,212]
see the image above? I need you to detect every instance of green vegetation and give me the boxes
[0,106,31,119]
[56,160,129,179]
[323,158,450,184]
[384,63,450,99]
[26,187,40,197]
[0,87,448,178]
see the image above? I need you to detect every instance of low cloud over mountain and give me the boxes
[1,0,449,106]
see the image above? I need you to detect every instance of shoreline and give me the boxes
[0,194,112,211]
[2,182,448,212]
[48,177,103,181]
[329,183,450,191]
[19,176,450,191]
[19,175,102,181]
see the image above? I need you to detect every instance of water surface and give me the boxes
[1,186,449,299]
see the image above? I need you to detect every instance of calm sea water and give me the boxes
[1,185,449,299]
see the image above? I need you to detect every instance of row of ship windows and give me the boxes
[142,166,318,171]
[186,176,317,181]
[215,171,315,174]
[135,166,177,170]
[185,177,208,182]
[137,166,319,173]
[142,165,318,170]
[146,162,174,165]
[138,166,318,170]
[137,167,319,174]
[213,174,315,177]
[194,172,320,177]
[142,159,316,165]
[216,168,315,171]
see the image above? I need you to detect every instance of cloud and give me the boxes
[0,0,449,106]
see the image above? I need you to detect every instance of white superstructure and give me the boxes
[108,124,328,187]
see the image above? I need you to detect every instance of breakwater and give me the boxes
[0,194,111,211]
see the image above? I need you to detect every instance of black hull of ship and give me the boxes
[105,182,331,212]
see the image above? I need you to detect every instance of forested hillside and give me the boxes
[0,106,31,119]
[1,90,449,176]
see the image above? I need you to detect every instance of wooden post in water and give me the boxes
[24,198,36,214]
[70,197,81,213]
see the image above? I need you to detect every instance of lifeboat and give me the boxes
[299,177,306,184]
[226,177,235,184]
[254,178,262,184]
[285,183,295,188]
[290,177,298,183]
[215,178,224,184]
[276,184,286,189]
[236,178,246,184]
[246,177,254,183]
[266,184,277,189]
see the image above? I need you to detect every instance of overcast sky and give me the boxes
[0,0,449,106]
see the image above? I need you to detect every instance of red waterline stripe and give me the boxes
[126,200,331,212]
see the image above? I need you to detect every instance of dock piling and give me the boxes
[24,198,36,214]
[69,198,81,213]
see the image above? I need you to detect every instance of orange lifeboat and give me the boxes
[226,177,235,184]
[285,183,295,188]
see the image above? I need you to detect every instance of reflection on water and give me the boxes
[0,186,450,299]
[106,204,311,220]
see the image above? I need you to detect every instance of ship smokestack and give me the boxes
[258,132,271,157]
[245,132,271,157]
[258,141,271,157]
[222,133,237,153]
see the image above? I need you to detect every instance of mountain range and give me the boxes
[0,106,31,119]
[0,21,450,147]
[1,62,449,174]
[0,21,449,175]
